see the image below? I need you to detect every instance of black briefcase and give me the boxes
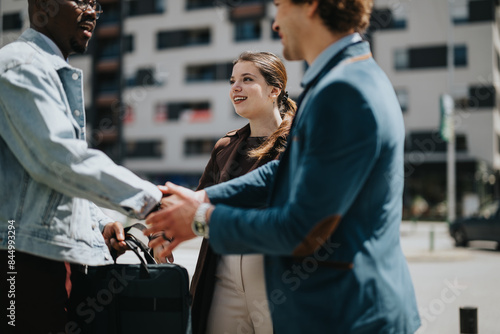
[68,227,191,334]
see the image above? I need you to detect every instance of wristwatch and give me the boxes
[192,203,211,238]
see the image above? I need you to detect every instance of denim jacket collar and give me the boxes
[19,28,73,71]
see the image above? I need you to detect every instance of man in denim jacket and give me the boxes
[0,1,161,332]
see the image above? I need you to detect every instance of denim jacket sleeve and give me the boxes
[0,56,161,220]
[90,203,115,232]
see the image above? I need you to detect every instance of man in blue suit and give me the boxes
[146,0,421,332]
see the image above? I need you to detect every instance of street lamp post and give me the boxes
[0,0,3,47]
[447,0,456,223]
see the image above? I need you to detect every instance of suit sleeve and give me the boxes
[204,160,279,208]
[209,82,381,255]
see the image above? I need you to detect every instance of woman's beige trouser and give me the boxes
[206,254,273,334]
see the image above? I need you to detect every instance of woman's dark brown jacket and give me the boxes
[190,123,278,334]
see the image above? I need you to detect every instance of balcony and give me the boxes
[96,59,120,72]
[229,2,266,22]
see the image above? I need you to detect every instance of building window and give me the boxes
[468,0,495,22]
[124,35,134,53]
[157,28,210,50]
[497,50,500,74]
[184,138,218,156]
[236,0,272,4]
[126,140,163,159]
[453,84,469,110]
[456,135,467,152]
[186,62,233,82]
[137,68,155,86]
[454,45,467,67]
[452,0,495,23]
[395,88,409,112]
[155,101,212,122]
[394,45,467,70]
[99,2,120,24]
[98,39,120,59]
[235,20,261,41]
[468,85,496,108]
[123,105,135,124]
[406,131,467,153]
[451,0,468,23]
[394,49,409,70]
[497,135,500,155]
[186,0,214,10]
[96,72,120,94]
[2,12,23,31]
[370,7,407,30]
[126,68,163,87]
[187,0,271,10]
[126,0,164,16]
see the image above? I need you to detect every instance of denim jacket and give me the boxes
[0,29,161,265]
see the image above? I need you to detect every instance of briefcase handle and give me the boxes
[123,237,154,279]
[123,223,151,252]
[118,223,158,279]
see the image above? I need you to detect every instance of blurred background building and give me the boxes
[1,0,499,220]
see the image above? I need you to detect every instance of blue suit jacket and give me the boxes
[205,41,421,333]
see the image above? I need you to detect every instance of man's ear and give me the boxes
[305,0,320,18]
[34,0,47,11]
[39,0,60,18]
[36,0,58,15]
[30,0,51,28]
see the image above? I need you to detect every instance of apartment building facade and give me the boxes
[370,0,499,218]
[1,0,499,219]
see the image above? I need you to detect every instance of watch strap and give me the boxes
[192,203,211,238]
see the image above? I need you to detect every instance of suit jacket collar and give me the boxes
[301,33,363,89]
[290,40,372,128]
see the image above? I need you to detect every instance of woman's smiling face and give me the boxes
[229,61,276,120]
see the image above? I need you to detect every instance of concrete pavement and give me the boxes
[400,221,474,262]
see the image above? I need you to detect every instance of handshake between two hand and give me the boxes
[144,182,210,263]
[102,182,209,264]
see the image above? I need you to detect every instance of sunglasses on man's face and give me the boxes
[70,0,103,19]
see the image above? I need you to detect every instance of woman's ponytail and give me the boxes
[249,94,296,160]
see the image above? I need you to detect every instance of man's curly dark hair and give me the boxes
[292,0,373,33]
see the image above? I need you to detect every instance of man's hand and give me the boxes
[145,182,209,259]
[102,221,128,258]
[158,184,209,206]
[150,232,175,263]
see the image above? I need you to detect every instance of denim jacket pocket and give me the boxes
[69,198,104,247]
[41,190,63,226]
